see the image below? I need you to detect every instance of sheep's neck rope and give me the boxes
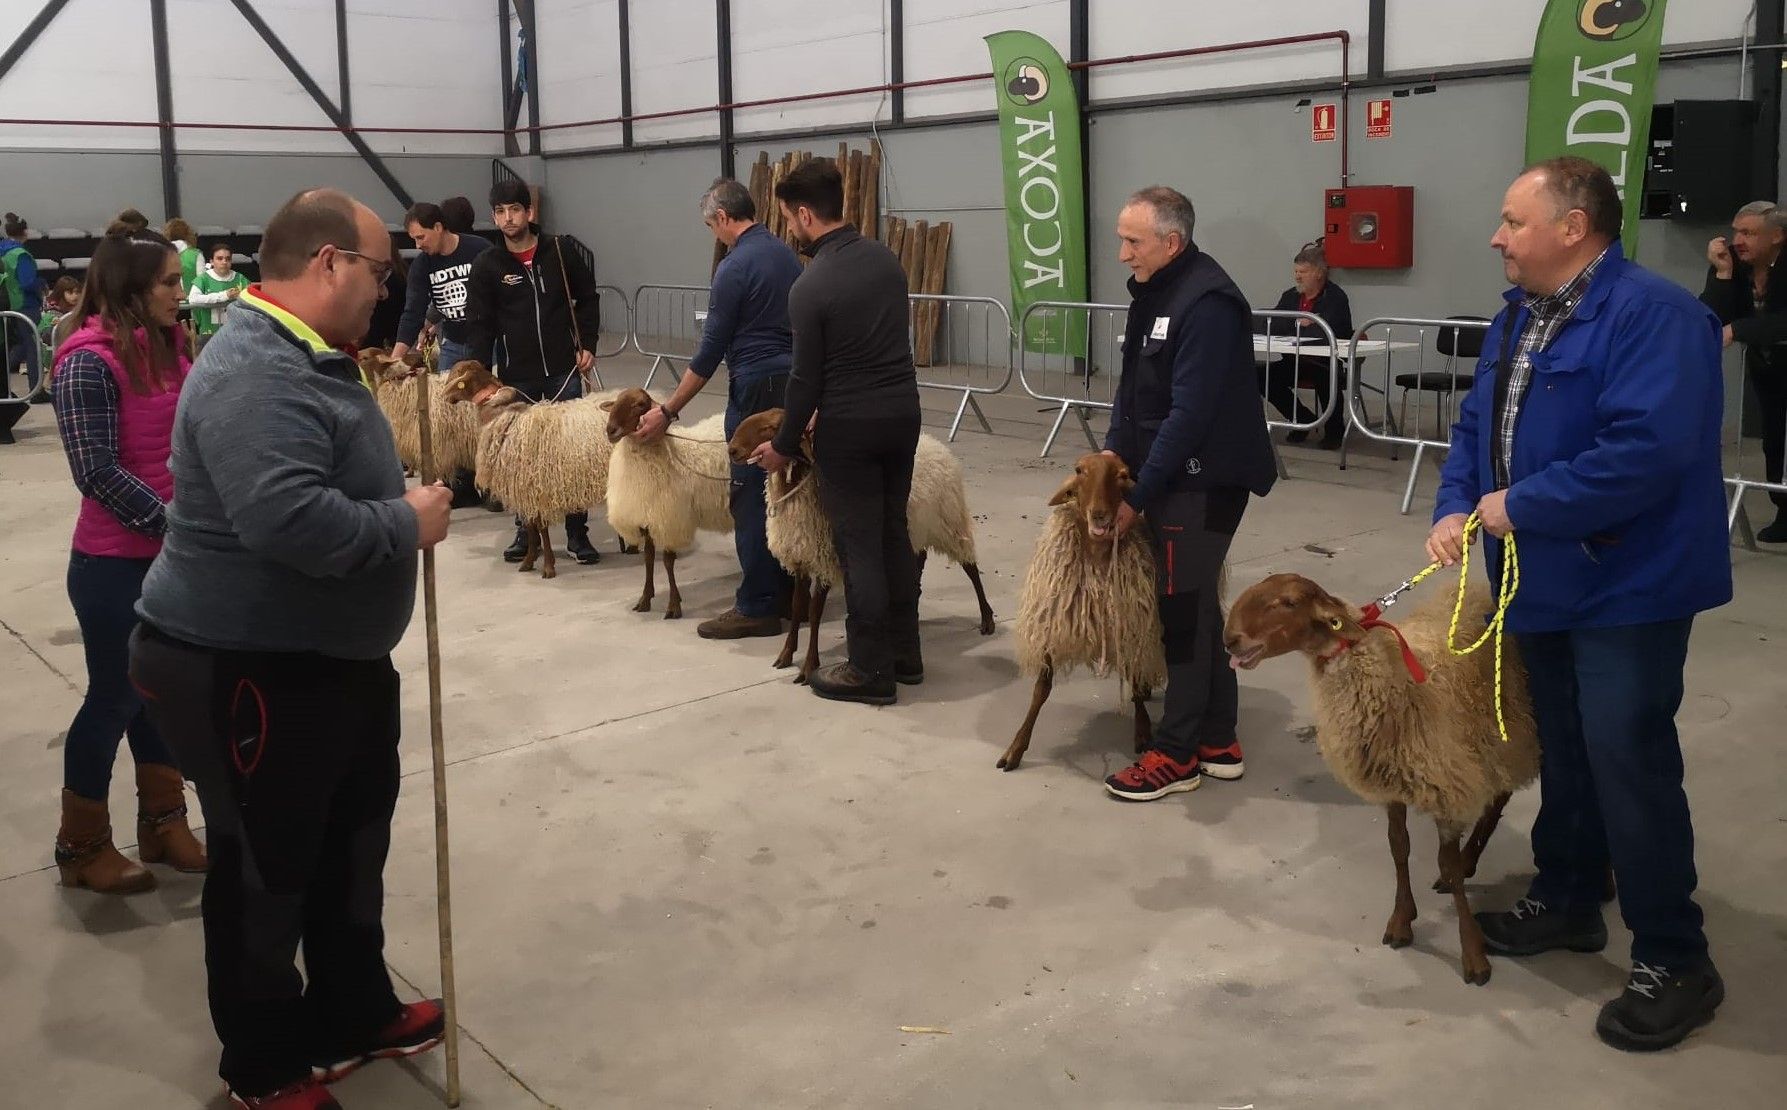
[470,384,502,406]
[1341,511,1520,744]
[768,463,812,514]
[1322,611,1428,685]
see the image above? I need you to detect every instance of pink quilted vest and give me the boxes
[58,318,190,559]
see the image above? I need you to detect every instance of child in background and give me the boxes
[186,244,248,345]
[164,218,201,293]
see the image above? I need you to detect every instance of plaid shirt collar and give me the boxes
[1492,246,1612,489]
[1521,245,1609,321]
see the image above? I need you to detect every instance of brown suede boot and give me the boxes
[55,790,155,893]
[135,763,208,873]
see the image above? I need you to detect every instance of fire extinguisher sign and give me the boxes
[1367,98,1393,139]
[1311,103,1337,142]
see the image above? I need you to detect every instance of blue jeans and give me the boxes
[436,337,470,373]
[725,372,791,617]
[4,316,41,392]
[1516,618,1708,967]
[65,552,176,799]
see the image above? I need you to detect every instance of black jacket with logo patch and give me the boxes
[1104,245,1277,508]
[461,229,600,390]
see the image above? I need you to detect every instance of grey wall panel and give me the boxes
[0,152,492,230]
[544,147,719,294]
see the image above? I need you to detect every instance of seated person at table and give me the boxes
[1258,242,1351,448]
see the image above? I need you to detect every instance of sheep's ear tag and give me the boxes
[1328,616,1345,630]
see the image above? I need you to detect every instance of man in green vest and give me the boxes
[2,212,44,396]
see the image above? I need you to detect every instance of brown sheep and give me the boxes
[1000,453,1164,772]
[1224,572,1541,985]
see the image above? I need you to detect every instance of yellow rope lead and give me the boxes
[1444,511,1520,743]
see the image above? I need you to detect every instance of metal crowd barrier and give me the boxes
[1254,309,1341,480]
[1016,300,1128,457]
[1344,316,1489,515]
[591,283,632,363]
[630,283,709,390]
[2,309,44,441]
[1724,359,1787,549]
[909,293,1014,441]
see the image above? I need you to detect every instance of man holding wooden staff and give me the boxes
[751,158,922,705]
[129,188,450,1110]
[634,177,802,639]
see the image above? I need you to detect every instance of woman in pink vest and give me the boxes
[50,227,207,893]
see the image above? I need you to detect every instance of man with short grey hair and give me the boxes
[1702,198,1787,542]
[1100,184,1276,802]
[634,177,803,638]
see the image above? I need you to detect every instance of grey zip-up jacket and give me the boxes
[137,295,419,660]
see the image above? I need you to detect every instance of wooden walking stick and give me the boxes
[414,370,463,1107]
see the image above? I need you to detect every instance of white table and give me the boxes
[1251,336,1420,361]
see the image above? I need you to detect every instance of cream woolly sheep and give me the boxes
[999,453,1166,773]
[440,361,620,579]
[602,387,732,618]
[360,349,479,478]
[725,408,997,681]
[1224,572,1541,986]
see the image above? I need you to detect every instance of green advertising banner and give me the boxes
[985,29,1087,355]
[1524,0,1669,253]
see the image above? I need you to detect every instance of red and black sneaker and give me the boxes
[1196,740,1245,781]
[228,1077,342,1109]
[313,998,446,1084]
[1104,751,1202,801]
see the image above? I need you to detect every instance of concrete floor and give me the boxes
[1,358,1784,1109]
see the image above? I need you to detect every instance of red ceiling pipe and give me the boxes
[0,31,1353,181]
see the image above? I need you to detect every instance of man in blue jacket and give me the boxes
[634,178,802,639]
[1102,186,1277,802]
[1429,157,1731,1052]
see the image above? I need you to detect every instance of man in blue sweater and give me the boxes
[634,178,802,639]
[1430,158,1731,1052]
[1101,186,1277,802]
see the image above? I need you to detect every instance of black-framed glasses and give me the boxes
[316,244,394,282]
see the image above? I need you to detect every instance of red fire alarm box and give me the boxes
[1323,186,1415,269]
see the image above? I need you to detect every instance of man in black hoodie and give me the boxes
[1101,186,1277,803]
[463,179,603,564]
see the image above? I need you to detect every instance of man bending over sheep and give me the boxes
[1100,186,1277,802]
[1429,157,1731,1052]
[634,177,802,640]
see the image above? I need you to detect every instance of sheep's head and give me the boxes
[726,408,813,465]
[358,348,420,384]
[440,361,502,405]
[1223,573,1363,671]
[1047,453,1134,544]
[601,387,656,444]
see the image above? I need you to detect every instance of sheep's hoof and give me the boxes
[541,567,557,581]
[1461,957,1492,986]
[997,754,1022,771]
[1433,878,1456,894]
[1382,925,1414,949]
[633,597,652,613]
[794,671,812,686]
[979,615,996,636]
[772,654,794,670]
[518,562,535,574]
[664,606,682,620]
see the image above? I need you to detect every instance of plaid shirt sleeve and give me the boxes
[51,350,168,537]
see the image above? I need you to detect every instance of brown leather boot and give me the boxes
[136,763,208,873]
[55,790,155,893]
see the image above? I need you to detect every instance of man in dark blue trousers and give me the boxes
[634,178,802,638]
[1431,157,1732,1053]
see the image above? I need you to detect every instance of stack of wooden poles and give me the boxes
[737,139,952,367]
